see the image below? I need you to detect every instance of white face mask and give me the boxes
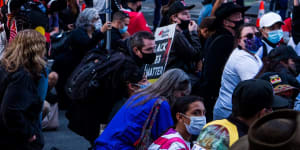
[182,114,206,135]
[94,19,102,31]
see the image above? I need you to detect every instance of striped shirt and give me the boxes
[148,128,190,150]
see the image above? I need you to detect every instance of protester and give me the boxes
[193,2,249,121]
[0,29,47,150]
[153,0,169,30]
[231,110,300,150]
[124,31,156,67]
[66,31,156,148]
[259,72,298,109]
[94,68,191,149]
[213,24,263,120]
[46,71,59,104]
[197,0,213,25]
[66,53,145,148]
[93,0,106,23]
[103,11,129,50]
[6,0,49,42]
[193,79,286,150]
[120,0,152,34]
[165,0,202,85]
[288,0,300,53]
[148,96,206,150]
[267,45,299,79]
[160,0,179,27]
[52,8,108,109]
[59,0,80,31]
[197,16,216,48]
[255,12,285,58]
[47,1,60,36]
[281,16,292,44]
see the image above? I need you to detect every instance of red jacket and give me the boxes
[123,10,152,35]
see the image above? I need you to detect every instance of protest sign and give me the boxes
[145,24,176,82]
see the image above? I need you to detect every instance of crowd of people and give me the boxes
[0,0,300,150]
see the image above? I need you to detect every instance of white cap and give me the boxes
[259,12,284,28]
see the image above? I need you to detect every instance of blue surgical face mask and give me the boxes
[119,25,128,34]
[182,113,206,135]
[267,29,284,44]
[134,82,151,89]
[244,36,263,54]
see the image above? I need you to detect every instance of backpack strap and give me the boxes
[133,98,164,147]
[203,119,239,147]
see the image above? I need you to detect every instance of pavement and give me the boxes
[43,111,90,150]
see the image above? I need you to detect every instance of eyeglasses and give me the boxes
[243,32,262,39]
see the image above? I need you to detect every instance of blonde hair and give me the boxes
[1,29,46,77]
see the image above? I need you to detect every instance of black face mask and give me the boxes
[140,50,156,64]
[136,5,142,12]
[178,19,190,30]
[228,19,244,31]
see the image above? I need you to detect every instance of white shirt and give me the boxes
[256,40,275,58]
[214,48,263,119]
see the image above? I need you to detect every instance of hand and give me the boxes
[28,135,36,143]
[188,20,197,32]
[101,21,112,33]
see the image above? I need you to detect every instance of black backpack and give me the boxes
[49,31,72,59]
[64,49,126,100]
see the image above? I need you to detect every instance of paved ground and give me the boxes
[43,111,90,150]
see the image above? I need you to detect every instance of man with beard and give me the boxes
[120,0,152,34]
[165,0,202,85]
[192,2,249,121]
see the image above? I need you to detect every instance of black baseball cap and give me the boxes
[233,79,288,111]
[168,0,195,17]
[215,2,250,20]
[268,45,300,61]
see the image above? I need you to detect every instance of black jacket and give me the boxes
[166,30,202,75]
[103,27,127,51]
[292,6,300,44]
[59,6,79,31]
[52,27,104,108]
[0,67,44,150]
[193,28,235,98]
[66,49,144,144]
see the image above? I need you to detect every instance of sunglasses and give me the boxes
[243,32,262,39]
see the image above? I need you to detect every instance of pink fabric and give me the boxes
[152,128,189,150]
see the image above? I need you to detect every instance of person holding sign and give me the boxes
[165,0,202,85]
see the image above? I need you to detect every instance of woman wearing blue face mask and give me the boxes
[213,24,264,120]
[148,96,206,150]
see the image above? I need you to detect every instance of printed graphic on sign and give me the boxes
[145,24,177,80]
